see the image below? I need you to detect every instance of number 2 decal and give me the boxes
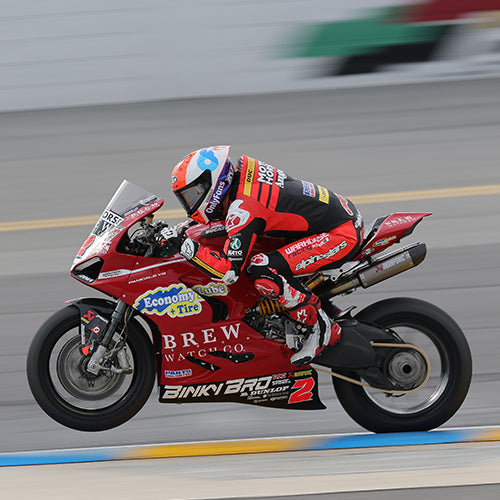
[288,377,315,404]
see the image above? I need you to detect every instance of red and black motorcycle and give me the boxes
[27,180,472,433]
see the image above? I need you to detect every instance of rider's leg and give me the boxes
[247,222,361,365]
[247,257,339,366]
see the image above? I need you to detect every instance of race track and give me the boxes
[1,76,499,469]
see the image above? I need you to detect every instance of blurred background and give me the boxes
[1,1,500,496]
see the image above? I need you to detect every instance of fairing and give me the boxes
[70,180,324,410]
[69,183,431,411]
[353,212,432,260]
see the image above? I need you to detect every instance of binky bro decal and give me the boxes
[134,284,204,318]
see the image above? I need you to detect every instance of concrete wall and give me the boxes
[2,0,500,111]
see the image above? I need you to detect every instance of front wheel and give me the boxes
[27,305,156,431]
[333,297,472,433]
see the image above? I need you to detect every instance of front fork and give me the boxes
[86,300,132,375]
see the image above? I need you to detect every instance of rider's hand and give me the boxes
[156,221,193,255]
[156,226,183,255]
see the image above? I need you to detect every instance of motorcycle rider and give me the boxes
[160,146,364,366]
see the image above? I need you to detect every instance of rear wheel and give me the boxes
[27,305,156,431]
[332,297,472,433]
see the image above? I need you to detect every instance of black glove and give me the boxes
[156,221,192,256]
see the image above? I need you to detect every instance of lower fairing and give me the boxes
[159,368,325,409]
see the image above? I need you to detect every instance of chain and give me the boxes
[313,342,431,395]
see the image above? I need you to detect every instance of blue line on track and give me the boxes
[0,427,497,467]
[310,429,471,450]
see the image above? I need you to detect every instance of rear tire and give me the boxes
[333,297,472,433]
[27,305,156,431]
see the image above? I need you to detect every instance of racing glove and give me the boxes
[156,221,192,256]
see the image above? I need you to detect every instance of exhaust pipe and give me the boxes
[319,242,427,298]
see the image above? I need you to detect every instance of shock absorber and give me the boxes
[257,299,286,315]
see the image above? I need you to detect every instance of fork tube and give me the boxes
[101,300,129,347]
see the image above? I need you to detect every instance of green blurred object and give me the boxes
[289,7,446,58]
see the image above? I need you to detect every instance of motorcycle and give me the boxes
[27,180,472,433]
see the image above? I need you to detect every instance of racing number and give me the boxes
[288,377,315,404]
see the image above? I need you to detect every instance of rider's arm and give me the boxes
[179,199,265,285]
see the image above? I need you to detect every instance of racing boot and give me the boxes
[287,295,341,366]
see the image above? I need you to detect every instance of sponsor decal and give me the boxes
[257,162,286,188]
[162,323,241,350]
[75,273,95,283]
[206,170,232,215]
[225,200,251,232]
[301,181,316,197]
[192,282,228,297]
[375,254,406,273]
[317,185,329,204]
[229,238,241,250]
[295,240,348,271]
[373,235,397,247]
[80,309,109,356]
[383,215,417,228]
[228,238,244,258]
[134,284,203,317]
[165,369,193,379]
[162,323,244,361]
[354,211,363,229]
[159,369,323,409]
[161,369,316,405]
[98,269,130,280]
[81,310,95,324]
[92,209,125,236]
[243,159,256,196]
[201,225,227,238]
[284,233,330,257]
[128,202,162,220]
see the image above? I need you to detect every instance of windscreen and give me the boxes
[72,180,159,267]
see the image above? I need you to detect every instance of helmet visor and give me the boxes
[174,170,212,216]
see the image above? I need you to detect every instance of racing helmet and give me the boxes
[171,145,234,224]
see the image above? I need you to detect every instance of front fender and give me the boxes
[65,296,118,317]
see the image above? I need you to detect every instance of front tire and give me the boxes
[333,297,472,433]
[27,305,156,431]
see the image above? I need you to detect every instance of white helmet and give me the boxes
[171,146,234,224]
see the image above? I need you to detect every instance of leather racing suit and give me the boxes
[178,155,364,364]
[180,155,364,284]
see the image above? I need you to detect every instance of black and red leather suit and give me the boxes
[181,156,364,318]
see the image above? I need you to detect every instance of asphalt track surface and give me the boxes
[1,77,500,498]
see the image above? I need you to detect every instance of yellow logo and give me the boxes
[318,185,329,204]
[243,158,256,196]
